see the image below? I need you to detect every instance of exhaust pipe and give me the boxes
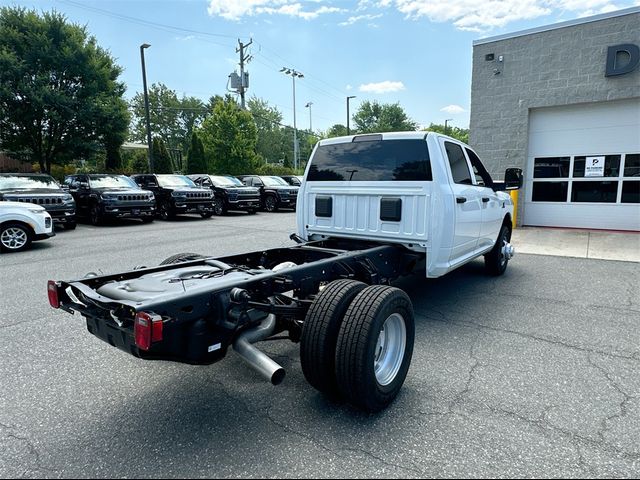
[233,314,286,385]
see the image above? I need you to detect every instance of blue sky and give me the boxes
[5,0,640,132]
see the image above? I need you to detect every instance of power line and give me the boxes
[58,0,240,45]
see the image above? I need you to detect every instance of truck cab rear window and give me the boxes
[307,139,432,182]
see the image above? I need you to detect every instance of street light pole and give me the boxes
[140,43,154,173]
[346,95,356,135]
[280,67,304,170]
[444,118,453,135]
[305,102,313,132]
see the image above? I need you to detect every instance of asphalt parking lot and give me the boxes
[1,212,639,478]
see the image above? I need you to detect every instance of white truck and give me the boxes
[48,132,522,412]
[1,201,55,252]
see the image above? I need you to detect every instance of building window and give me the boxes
[621,181,640,203]
[571,181,618,203]
[532,152,640,205]
[624,154,640,177]
[573,155,621,178]
[533,157,570,178]
[532,181,568,202]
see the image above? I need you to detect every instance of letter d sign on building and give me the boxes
[605,44,640,76]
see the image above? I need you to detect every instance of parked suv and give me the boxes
[188,174,260,215]
[131,174,214,220]
[64,174,155,226]
[280,175,303,187]
[0,201,54,252]
[0,173,76,230]
[236,175,299,212]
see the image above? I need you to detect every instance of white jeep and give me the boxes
[0,201,55,252]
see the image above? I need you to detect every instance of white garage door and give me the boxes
[524,99,640,231]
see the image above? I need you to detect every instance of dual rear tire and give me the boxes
[301,280,415,412]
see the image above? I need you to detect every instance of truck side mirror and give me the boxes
[504,168,523,190]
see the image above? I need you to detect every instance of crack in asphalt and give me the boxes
[419,307,639,363]
[3,429,59,478]
[211,378,425,477]
[408,307,640,469]
[263,406,427,477]
[587,355,636,447]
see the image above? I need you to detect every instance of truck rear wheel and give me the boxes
[160,253,206,265]
[300,279,367,396]
[335,285,415,413]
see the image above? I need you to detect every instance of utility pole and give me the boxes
[280,67,304,170]
[305,102,313,132]
[140,43,154,173]
[236,38,253,109]
[347,96,356,135]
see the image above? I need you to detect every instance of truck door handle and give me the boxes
[482,197,490,203]
[456,197,467,204]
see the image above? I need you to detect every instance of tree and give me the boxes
[0,7,129,174]
[130,83,206,153]
[199,98,259,175]
[186,131,207,174]
[352,101,417,134]
[423,122,469,144]
[247,96,288,165]
[326,124,348,137]
[152,137,173,174]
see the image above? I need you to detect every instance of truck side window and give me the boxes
[465,148,493,188]
[445,142,473,185]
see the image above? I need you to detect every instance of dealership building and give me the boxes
[470,7,640,231]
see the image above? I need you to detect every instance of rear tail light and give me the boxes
[134,312,163,351]
[47,281,60,309]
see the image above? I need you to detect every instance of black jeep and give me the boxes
[131,174,214,220]
[188,174,261,215]
[236,175,299,212]
[0,173,77,230]
[64,174,156,226]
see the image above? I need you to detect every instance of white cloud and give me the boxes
[381,0,638,32]
[175,35,195,41]
[346,84,353,91]
[208,1,345,21]
[207,0,639,30]
[359,80,405,94]
[339,13,383,26]
[440,104,466,114]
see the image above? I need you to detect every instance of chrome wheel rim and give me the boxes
[214,199,223,215]
[1,227,28,250]
[374,313,407,386]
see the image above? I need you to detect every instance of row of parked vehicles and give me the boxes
[0,172,302,252]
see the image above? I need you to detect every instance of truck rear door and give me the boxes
[440,139,483,262]
[298,134,432,247]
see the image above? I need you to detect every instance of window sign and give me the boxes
[585,156,605,177]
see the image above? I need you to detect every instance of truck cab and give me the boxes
[297,132,522,277]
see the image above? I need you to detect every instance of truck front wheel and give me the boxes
[484,224,512,276]
[300,279,367,396]
[335,285,415,413]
